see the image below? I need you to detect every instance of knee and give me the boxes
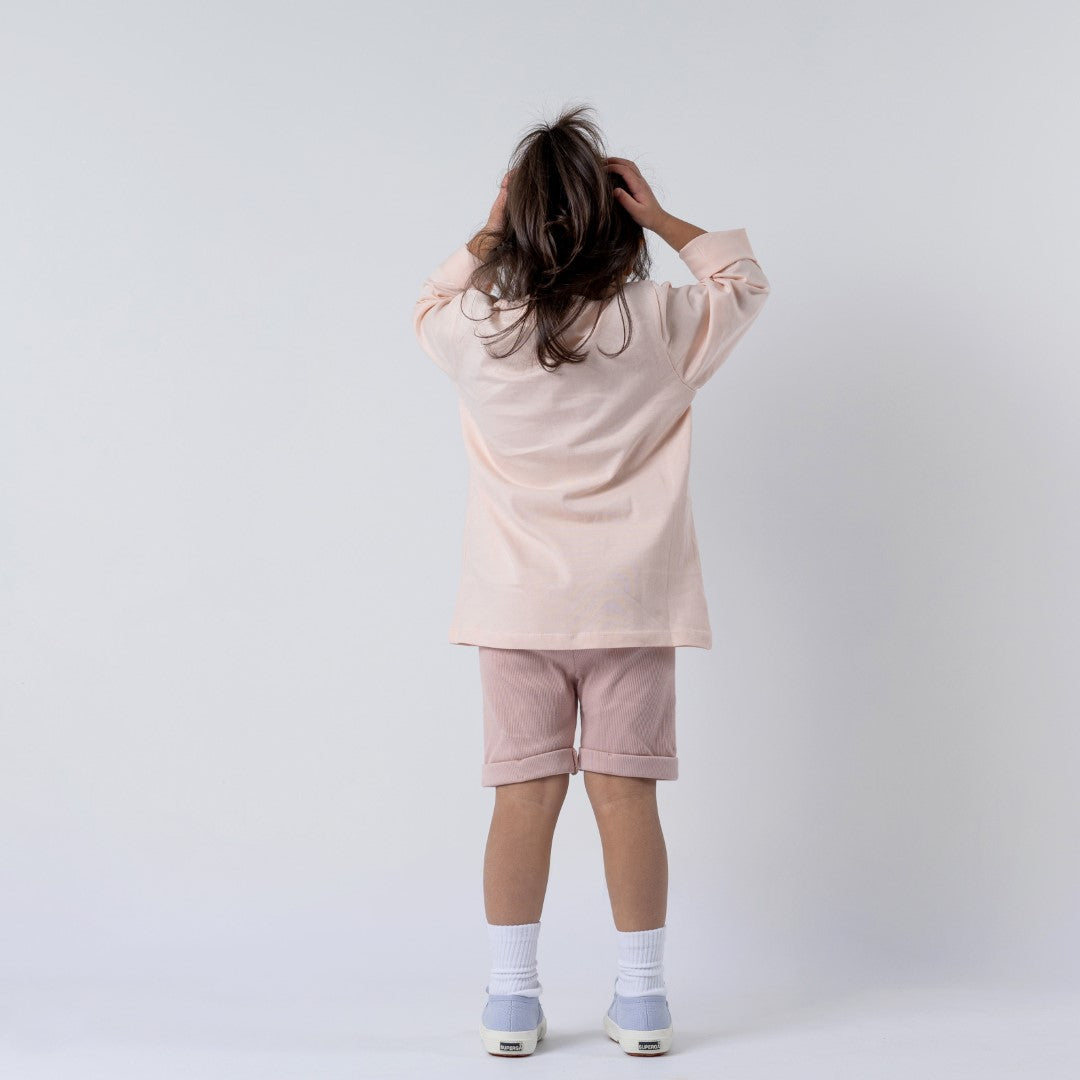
[584,772,657,813]
[495,771,571,814]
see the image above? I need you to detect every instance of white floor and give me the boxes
[1,976,1076,1079]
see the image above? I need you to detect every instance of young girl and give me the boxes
[413,105,770,1057]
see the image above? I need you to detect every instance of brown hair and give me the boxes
[462,103,650,373]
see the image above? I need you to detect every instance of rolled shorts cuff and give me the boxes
[481,747,580,787]
[576,747,679,781]
[481,747,678,786]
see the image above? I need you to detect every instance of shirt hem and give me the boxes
[447,628,712,649]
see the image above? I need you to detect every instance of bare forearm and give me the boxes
[468,224,501,261]
[465,224,502,293]
[652,213,706,253]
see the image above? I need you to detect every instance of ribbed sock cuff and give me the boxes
[615,924,666,996]
[487,920,541,995]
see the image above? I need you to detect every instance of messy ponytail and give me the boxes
[462,103,650,373]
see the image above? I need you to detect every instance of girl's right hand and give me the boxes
[605,157,668,232]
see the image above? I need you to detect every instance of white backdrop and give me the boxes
[2,2,1078,1076]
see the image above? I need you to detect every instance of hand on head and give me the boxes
[605,158,667,232]
[485,168,517,232]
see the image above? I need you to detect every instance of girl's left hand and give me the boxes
[486,169,515,231]
[468,170,514,261]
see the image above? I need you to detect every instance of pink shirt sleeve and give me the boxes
[652,228,771,392]
[413,243,485,377]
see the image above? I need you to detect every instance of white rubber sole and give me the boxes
[603,1011,673,1055]
[480,1013,547,1056]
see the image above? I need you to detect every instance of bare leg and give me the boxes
[583,773,667,931]
[484,772,570,924]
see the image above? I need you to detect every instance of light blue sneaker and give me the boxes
[603,977,673,1055]
[479,982,547,1056]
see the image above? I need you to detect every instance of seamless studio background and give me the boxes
[1,1,1078,1077]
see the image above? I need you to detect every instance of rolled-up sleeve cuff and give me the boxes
[677,228,758,279]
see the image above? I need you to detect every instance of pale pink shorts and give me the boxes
[478,646,678,787]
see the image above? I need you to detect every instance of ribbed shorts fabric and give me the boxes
[478,646,678,787]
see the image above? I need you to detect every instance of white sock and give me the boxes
[486,921,542,996]
[615,925,667,996]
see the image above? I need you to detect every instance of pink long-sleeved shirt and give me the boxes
[413,228,770,649]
